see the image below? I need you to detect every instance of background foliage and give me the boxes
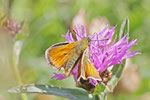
[0,0,150,100]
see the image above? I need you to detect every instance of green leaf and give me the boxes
[105,17,129,92]
[8,84,93,100]
[105,60,126,92]
[93,84,105,95]
[119,17,129,39]
[15,33,27,41]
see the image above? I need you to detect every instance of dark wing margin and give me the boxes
[45,42,69,66]
[45,42,78,70]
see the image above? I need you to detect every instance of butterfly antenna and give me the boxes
[92,38,109,41]
[72,30,82,38]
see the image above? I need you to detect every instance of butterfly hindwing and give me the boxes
[77,48,101,81]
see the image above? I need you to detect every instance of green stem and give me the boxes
[99,93,107,100]
[12,43,28,100]
[94,95,100,100]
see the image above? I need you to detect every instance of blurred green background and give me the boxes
[0,0,150,100]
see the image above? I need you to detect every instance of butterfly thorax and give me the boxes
[76,37,91,53]
[82,37,91,46]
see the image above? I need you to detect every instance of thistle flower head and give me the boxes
[2,18,22,38]
[52,25,140,86]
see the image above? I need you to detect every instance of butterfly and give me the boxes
[45,37,101,81]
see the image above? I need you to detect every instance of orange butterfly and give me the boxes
[45,37,101,81]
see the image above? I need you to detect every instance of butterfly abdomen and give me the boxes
[63,53,80,76]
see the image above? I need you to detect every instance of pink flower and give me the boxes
[51,25,140,86]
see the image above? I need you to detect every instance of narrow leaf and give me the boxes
[105,17,129,92]
[119,17,129,39]
[8,84,92,100]
[106,60,126,92]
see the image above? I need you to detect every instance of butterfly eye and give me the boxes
[87,38,91,46]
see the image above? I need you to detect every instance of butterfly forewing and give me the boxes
[45,41,86,76]
[46,42,78,69]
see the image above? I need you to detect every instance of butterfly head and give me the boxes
[83,37,91,46]
[87,37,91,46]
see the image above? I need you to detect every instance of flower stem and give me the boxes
[94,95,100,100]
[99,93,107,100]
[12,43,28,100]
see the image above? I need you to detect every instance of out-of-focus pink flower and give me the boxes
[2,18,22,38]
[52,25,140,86]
